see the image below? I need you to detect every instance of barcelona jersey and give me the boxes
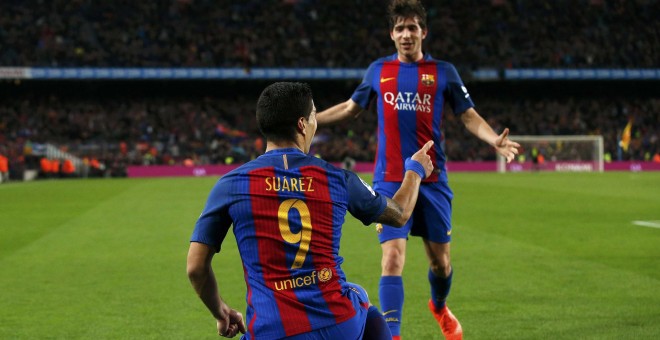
[191,148,387,339]
[351,53,475,183]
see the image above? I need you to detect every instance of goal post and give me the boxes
[497,135,604,173]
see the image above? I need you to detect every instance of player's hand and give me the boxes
[494,128,520,163]
[216,305,246,338]
[411,140,435,178]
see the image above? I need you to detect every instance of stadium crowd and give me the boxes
[0,0,658,69]
[0,0,658,179]
[1,84,658,178]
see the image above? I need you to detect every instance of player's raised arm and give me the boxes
[375,141,434,227]
[316,98,363,126]
[460,107,520,163]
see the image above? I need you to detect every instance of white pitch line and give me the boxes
[632,220,660,229]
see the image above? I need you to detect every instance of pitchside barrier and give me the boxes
[1,67,659,81]
[126,160,660,178]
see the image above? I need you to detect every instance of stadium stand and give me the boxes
[1,81,657,173]
[0,0,657,68]
[0,0,658,179]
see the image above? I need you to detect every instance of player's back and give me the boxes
[222,148,359,338]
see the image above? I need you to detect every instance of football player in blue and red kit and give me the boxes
[187,82,434,339]
[316,1,520,339]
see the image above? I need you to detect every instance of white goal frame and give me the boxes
[497,135,604,173]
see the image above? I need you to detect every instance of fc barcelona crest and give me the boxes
[421,74,435,86]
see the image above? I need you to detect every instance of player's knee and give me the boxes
[381,248,405,274]
[429,256,451,277]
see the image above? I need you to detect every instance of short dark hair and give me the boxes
[256,82,313,142]
[388,0,427,31]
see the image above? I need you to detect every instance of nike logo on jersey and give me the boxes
[380,77,396,83]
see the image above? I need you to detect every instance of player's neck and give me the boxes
[398,51,424,63]
[265,140,305,154]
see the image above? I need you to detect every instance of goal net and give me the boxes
[497,135,604,173]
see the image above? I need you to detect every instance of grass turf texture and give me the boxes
[0,172,658,339]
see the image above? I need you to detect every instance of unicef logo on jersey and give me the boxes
[273,268,333,291]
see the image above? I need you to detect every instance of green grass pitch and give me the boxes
[1,172,658,339]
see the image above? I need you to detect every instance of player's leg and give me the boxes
[287,282,375,340]
[364,305,393,340]
[425,244,462,340]
[346,282,392,340]
[414,183,462,340]
[423,240,452,308]
[379,238,407,340]
[374,181,411,339]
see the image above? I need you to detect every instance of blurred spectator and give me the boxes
[0,1,657,69]
[0,1,657,176]
[61,158,76,178]
[1,81,657,176]
[0,152,8,183]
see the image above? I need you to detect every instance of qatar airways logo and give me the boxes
[383,92,432,112]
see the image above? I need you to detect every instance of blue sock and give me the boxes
[379,275,403,336]
[428,268,453,309]
[363,305,392,340]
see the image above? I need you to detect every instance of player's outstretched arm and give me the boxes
[316,99,363,126]
[460,108,520,163]
[187,242,246,338]
[493,128,521,163]
[375,141,434,227]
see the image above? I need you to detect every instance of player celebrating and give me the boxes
[316,1,520,339]
[187,82,435,339]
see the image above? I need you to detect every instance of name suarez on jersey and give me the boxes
[383,91,432,112]
[265,176,314,192]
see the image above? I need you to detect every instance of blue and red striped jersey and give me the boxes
[351,53,475,183]
[191,148,387,339]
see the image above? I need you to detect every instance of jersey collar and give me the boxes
[390,52,433,63]
[264,148,305,156]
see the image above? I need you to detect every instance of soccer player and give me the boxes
[187,82,435,339]
[316,1,520,339]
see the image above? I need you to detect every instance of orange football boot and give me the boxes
[428,299,463,340]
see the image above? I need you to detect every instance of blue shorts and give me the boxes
[374,181,453,244]
[269,282,370,340]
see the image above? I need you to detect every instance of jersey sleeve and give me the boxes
[190,177,233,252]
[344,170,387,225]
[444,63,475,115]
[350,62,378,109]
